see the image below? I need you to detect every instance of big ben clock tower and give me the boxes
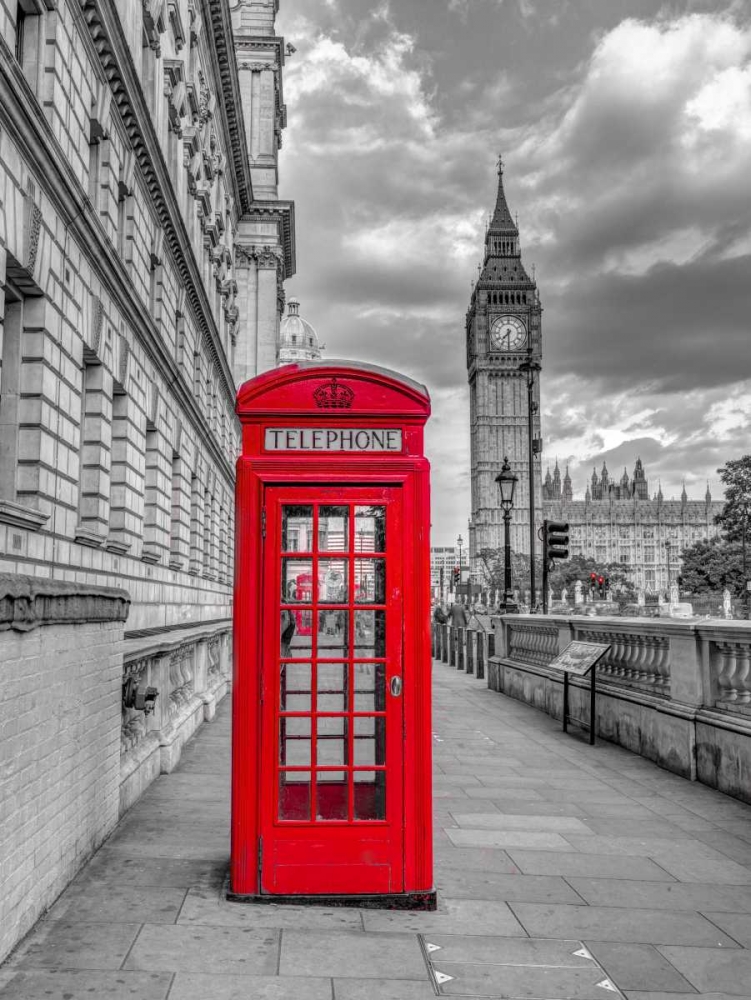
[467,159,543,579]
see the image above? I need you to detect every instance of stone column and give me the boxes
[256,251,279,373]
[232,249,258,385]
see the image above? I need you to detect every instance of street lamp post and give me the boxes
[518,354,542,612]
[495,457,519,613]
[457,534,463,604]
[664,539,672,600]
[742,507,748,620]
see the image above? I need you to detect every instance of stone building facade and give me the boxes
[0,0,294,960]
[542,460,723,594]
[467,162,543,572]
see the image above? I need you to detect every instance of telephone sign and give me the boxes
[231,361,436,909]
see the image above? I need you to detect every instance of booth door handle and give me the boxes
[390,676,403,697]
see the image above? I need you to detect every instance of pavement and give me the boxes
[2,658,751,999]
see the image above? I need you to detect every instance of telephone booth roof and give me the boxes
[236,360,431,420]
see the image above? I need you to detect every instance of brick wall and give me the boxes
[0,576,129,964]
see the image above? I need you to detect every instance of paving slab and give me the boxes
[704,912,751,946]
[168,973,333,1000]
[123,924,280,975]
[178,891,364,929]
[644,856,751,885]
[332,979,437,999]
[585,942,696,992]
[46,883,187,924]
[362,898,527,936]
[445,828,573,850]
[435,869,583,903]
[72,852,226,889]
[434,847,522,873]
[279,930,427,980]
[0,970,173,999]
[657,946,751,994]
[568,877,751,913]
[506,850,675,881]
[509,902,740,946]
[450,812,595,833]
[7,921,142,971]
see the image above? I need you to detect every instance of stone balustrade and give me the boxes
[432,614,751,805]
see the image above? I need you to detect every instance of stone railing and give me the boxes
[434,614,751,805]
[119,621,232,814]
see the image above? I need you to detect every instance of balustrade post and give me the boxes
[667,624,703,707]
[466,630,475,675]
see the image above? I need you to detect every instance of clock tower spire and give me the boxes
[467,159,543,593]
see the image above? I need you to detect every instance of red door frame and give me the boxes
[260,485,404,895]
[230,363,435,909]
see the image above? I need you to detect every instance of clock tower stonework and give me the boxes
[467,162,543,577]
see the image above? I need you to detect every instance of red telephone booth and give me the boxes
[231,361,435,909]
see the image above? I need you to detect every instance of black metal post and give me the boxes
[503,508,513,610]
[743,509,748,619]
[589,668,596,745]
[562,672,569,734]
[526,370,536,609]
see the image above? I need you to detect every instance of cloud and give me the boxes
[277,3,751,541]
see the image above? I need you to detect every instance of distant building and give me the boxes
[278,298,322,365]
[431,546,458,595]
[542,460,723,593]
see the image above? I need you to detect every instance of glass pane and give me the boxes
[354,663,386,712]
[316,772,348,821]
[282,506,313,552]
[280,663,311,712]
[279,771,311,820]
[354,715,386,766]
[354,771,386,820]
[354,611,386,658]
[354,559,385,604]
[279,716,311,767]
[355,506,385,552]
[282,559,313,603]
[318,506,348,551]
[317,610,349,657]
[318,559,348,604]
[316,716,348,766]
[281,610,313,657]
[317,663,347,712]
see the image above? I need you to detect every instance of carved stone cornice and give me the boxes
[201,0,253,213]
[80,0,237,402]
[0,573,130,632]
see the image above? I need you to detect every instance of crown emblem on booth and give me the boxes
[313,378,355,409]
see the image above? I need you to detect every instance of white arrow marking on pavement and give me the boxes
[426,943,441,953]
[434,970,454,985]
[573,946,594,960]
[597,978,619,992]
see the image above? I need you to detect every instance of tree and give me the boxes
[547,554,636,602]
[679,537,744,595]
[715,456,751,542]
[476,548,542,602]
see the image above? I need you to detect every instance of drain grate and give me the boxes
[420,936,624,999]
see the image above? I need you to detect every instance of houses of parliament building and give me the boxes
[542,459,723,594]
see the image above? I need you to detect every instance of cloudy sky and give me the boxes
[275,0,751,545]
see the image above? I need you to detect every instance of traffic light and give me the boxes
[543,520,569,564]
[604,576,610,595]
[598,575,605,597]
[453,566,460,587]
[589,572,597,593]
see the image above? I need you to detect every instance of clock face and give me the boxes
[490,315,527,351]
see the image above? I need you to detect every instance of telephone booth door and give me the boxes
[261,486,404,895]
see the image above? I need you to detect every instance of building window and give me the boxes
[0,281,23,504]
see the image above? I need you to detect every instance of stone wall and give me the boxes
[0,576,129,964]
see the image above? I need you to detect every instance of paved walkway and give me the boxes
[2,660,751,999]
